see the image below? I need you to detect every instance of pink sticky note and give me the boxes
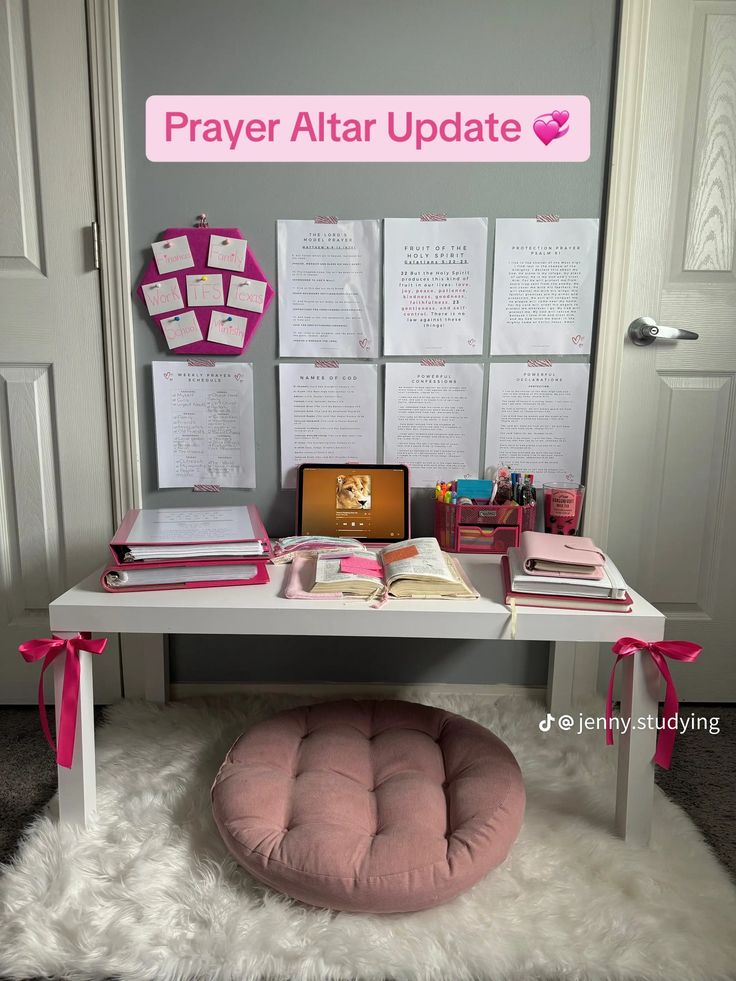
[340,556,382,577]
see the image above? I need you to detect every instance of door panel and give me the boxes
[0,0,120,702]
[600,0,736,700]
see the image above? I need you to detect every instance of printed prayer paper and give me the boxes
[161,310,203,350]
[490,218,599,356]
[383,362,484,487]
[279,362,378,488]
[152,361,256,488]
[152,235,195,275]
[383,217,488,355]
[484,361,590,485]
[207,234,247,272]
[277,219,380,357]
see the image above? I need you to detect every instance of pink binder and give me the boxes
[109,505,271,566]
[99,559,270,593]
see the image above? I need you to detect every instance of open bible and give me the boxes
[308,537,478,600]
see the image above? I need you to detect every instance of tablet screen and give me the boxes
[297,464,409,542]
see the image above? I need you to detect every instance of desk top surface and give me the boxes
[49,554,665,643]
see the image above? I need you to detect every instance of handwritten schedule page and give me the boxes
[152,362,256,488]
[383,218,488,355]
[277,220,380,357]
[484,361,589,484]
[383,362,483,487]
[490,218,599,356]
[279,363,378,488]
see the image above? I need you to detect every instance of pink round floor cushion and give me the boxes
[211,700,525,913]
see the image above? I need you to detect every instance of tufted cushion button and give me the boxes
[212,699,525,914]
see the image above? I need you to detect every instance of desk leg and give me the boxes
[121,633,169,703]
[53,640,96,827]
[615,649,660,845]
[547,641,575,716]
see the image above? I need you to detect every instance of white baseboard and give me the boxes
[169,682,546,702]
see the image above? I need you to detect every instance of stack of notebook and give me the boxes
[501,531,632,612]
[101,505,271,591]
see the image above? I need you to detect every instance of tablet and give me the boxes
[296,464,410,543]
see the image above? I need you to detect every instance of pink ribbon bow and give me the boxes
[18,634,107,769]
[605,636,702,769]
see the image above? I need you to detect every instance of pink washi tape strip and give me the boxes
[419,212,447,221]
[420,358,446,366]
[314,216,338,224]
[314,359,339,368]
[536,214,560,222]
[527,359,552,367]
[187,358,217,367]
[192,484,221,492]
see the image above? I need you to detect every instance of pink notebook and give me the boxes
[519,531,605,579]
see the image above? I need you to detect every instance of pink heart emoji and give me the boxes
[163,371,173,380]
[467,338,476,347]
[359,337,369,349]
[533,118,560,146]
[552,110,569,126]
[572,334,584,346]
[234,373,242,381]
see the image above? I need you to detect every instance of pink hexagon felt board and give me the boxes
[136,227,275,356]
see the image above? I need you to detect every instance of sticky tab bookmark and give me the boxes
[340,555,383,577]
[382,544,418,565]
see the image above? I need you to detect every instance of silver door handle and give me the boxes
[628,316,699,346]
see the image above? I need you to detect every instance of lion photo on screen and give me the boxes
[336,474,372,510]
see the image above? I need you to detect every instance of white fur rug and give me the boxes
[1,692,735,981]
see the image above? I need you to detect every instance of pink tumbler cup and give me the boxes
[543,483,585,535]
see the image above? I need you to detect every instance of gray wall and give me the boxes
[119,0,617,687]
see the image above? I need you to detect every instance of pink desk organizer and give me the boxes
[435,500,536,554]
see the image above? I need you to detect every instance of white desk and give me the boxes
[49,554,665,844]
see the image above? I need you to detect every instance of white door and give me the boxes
[0,0,120,702]
[589,0,736,700]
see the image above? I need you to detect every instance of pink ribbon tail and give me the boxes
[605,636,702,769]
[18,633,107,768]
